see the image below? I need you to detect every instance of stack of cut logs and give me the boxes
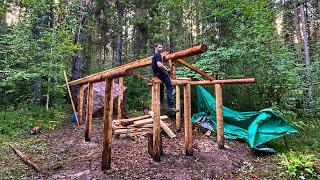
[112,115,176,138]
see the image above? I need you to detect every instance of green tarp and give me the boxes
[191,86,298,148]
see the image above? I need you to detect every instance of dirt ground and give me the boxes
[2,119,288,179]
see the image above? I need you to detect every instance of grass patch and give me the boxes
[0,107,66,143]
[0,107,66,178]
[268,119,320,157]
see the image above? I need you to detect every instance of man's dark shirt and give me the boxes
[152,53,163,75]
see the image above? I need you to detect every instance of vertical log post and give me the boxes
[117,77,124,119]
[168,59,176,79]
[171,62,176,79]
[151,77,161,161]
[102,78,114,170]
[85,82,94,142]
[215,84,224,149]
[168,59,172,69]
[175,85,181,131]
[184,82,193,156]
[77,85,84,125]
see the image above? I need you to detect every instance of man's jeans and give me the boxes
[154,72,174,108]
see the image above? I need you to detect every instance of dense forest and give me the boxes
[0,0,319,179]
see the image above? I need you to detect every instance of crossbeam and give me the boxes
[190,78,256,85]
[65,45,207,87]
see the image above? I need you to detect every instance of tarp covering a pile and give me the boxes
[191,86,298,148]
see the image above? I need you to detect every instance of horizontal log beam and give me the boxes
[164,45,207,60]
[190,78,256,85]
[66,44,207,87]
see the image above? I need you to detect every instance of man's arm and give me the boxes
[157,61,171,72]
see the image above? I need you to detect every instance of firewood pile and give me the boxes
[112,115,176,138]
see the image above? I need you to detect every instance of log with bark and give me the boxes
[112,115,174,138]
[9,144,41,173]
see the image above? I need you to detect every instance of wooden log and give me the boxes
[113,120,121,126]
[146,111,174,138]
[190,78,256,85]
[65,52,167,87]
[171,79,190,86]
[114,128,152,134]
[164,44,207,60]
[119,131,149,138]
[85,82,89,125]
[176,77,192,80]
[9,144,41,173]
[176,59,215,80]
[148,77,191,86]
[102,79,114,170]
[160,120,176,138]
[117,77,124,119]
[171,62,176,79]
[152,81,161,161]
[147,133,153,156]
[66,45,207,87]
[63,70,79,126]
[132,72,150,81]
[168,59,175,79]
[119,115,151,126]
[168,59,172,69]
[205,130,212,136]
[147,133,163,157]
[133,124,154,128]
[184,83,193,156]
[78,85,84,125]
[215,84,224,149]
[114,121,171,130]
[85,82,94,142]
[176,85,181,131]
[112,124,126,130]
[133,115,169,126]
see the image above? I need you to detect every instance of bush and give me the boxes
[279,151,315,178]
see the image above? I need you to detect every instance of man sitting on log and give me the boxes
[152,43,179,113]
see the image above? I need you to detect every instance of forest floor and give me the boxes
[1,118,319,179]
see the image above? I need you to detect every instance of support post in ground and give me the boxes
[85,82,94,142]
[117,77,124,119]
[175,85,181,131]
[102,78,114,170]
[215,83,224,149]
[151,77,161,161]
[78,85,84,125]
[184,82,193,156]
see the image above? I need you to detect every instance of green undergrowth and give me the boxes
[0,107,66,143]
[0,107,66,178]
[268,118,320,156]
[266,118,320,179]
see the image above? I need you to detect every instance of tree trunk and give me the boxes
[32,78,42,106]
[293,4,302,61]
[114,0,124,72]
[310,0,320,41]
[31,13,43,106]
[283,1,295,49]
[300,4,313,106]
[0,7,5,34]
[71,1,88,104]
[114,35,122,67]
